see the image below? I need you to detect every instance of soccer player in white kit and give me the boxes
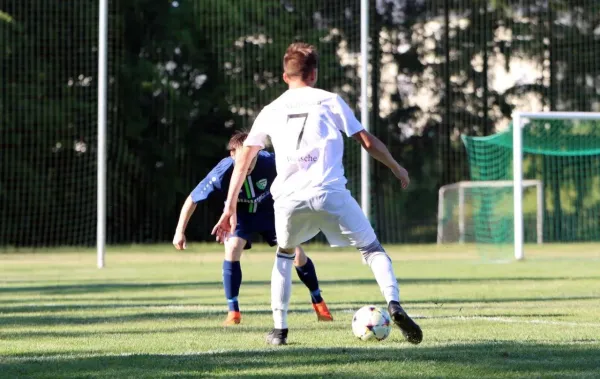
[212,42,422,346]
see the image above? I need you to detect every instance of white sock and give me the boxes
[368,253,400,304]
[272,250,295,329]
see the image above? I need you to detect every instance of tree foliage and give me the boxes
[1,0,599,246]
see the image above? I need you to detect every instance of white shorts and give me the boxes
[274,189,376,249]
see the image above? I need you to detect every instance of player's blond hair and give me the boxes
[283,42,318,81]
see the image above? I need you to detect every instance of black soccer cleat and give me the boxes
[265,328,288,346]
[388,301,423,345]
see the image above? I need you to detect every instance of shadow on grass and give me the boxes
[0,303,217,314]
[0,296,196,305]
[0,308,578,332]
[1,298,597,321]
[1,276,599,295]
[0,310,246,327]
[0,325,297,340]
[1,306,374,328]
[0,301,579,318]
[1,343,599,378]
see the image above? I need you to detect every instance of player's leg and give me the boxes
[318,190,423,344]
[266,245,296,345]
[359,239,422,344]
[293,247,333,321]
[222,236,248,326]
[262,227,332,322]
[266,199,320,345]
[258,219,296,343]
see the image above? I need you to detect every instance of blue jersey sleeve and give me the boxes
[190,157,234,203]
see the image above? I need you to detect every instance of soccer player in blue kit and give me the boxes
[173,131,333,326]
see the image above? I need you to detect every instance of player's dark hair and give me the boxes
[283,42,318,81]
[227,130,248,152]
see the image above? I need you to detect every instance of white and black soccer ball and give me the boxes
[351,305,392,341]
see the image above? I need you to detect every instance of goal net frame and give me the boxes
[437,180,543,247]
[513,112,600,260]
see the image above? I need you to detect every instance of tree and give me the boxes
[1,1,99,245]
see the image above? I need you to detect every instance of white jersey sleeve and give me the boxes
[331,95,364,137]
[244,108,271,148]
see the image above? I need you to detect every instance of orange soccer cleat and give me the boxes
[312,301,333,322]
[223,311,242,326]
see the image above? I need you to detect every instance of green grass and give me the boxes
[1,243,600,378]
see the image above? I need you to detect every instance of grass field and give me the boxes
[1,243,600,378]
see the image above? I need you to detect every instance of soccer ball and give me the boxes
[351,305,392,341]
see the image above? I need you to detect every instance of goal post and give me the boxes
[459,111,600,261]
[97,0,108,269]
[512,112,600,260]
[437,180,543,248]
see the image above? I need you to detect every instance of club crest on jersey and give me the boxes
[256,178,268,190]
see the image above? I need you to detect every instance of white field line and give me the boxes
[414,315,600,328]
[337,309,600,327]
[338,309,600,327]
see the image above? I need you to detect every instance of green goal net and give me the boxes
[458,116,600,258]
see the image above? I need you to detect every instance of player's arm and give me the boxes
[223,114,270,213]
[352,130,409,189]
[212,112,270,242]
[212,145,261,242]
[174,160,229,249]
[332,95,409,188]
[173,196,197,250]
[226,145,261,210]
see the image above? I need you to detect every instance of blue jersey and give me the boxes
[190,151,276,215]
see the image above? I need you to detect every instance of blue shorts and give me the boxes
[231,213,277,250]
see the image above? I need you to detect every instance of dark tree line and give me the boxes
[1,0,599,247]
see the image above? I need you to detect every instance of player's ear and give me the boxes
[283,72,290,84]
[310,69,318,85]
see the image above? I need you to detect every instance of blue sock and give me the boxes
[295,258,323,304]
[222,260,242,312]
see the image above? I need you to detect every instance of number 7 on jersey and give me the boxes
[287,113,309,150]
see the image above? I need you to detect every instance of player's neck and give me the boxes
[287,81,311,90]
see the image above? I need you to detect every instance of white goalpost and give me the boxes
[512,111,600,261]
[359,0,371,221]
[97,0,108,269]
[440,111,600,261]
[437,180,544,247]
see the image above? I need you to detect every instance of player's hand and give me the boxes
[173,230,187,250]
[211,209,237,244]
[393,165,410,189]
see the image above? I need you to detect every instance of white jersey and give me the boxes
[244,87,364,201]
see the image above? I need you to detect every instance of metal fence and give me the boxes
[1,0,599,248]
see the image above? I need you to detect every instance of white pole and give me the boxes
[513,113,524,260]
[516,111,600,120]
[511,111,600,251]
[536,181,543,244]
[360,0,371,220]
[97,0,108,269]
[458,186,465,244]
[437,188,445,244]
